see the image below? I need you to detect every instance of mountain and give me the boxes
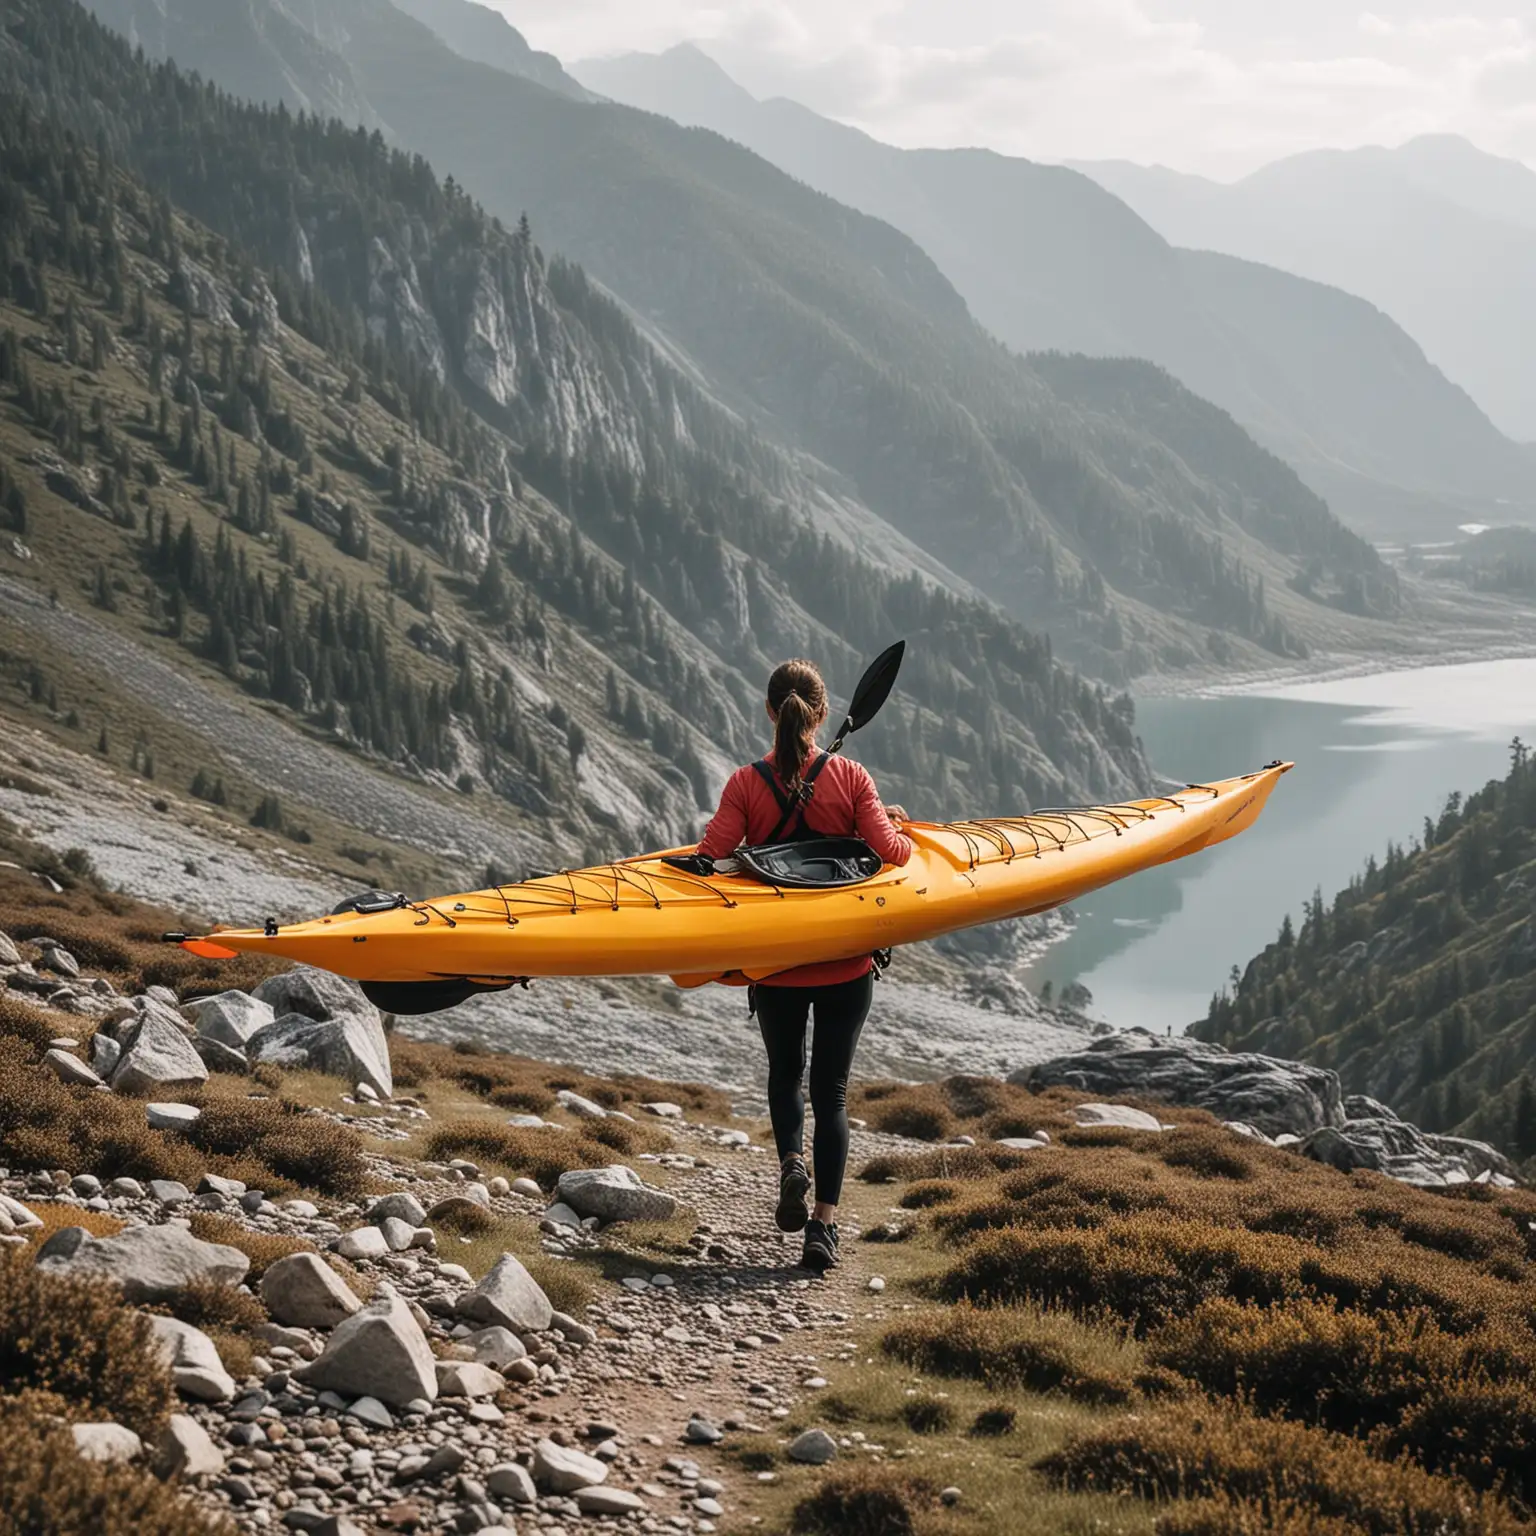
[574,45,1536,544]
[0,0,1160,889]
[386,0,590,100]
[1077,137,1536,446]
[69,0,1404,684]
[1192,742,1536,1172]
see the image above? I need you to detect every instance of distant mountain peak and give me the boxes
[574,42,757,119]
[386,0,592,99]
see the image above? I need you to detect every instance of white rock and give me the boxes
[995,1137,1046,1150]
[532,1437,608,1493]
[506,1115,547,1129]
[36,1223,248,1301]
[378,1217,417,1253]
[487,1176,510,1197]
[147,1102,202,1132]
[0,931,19,965]
[336,1226,389,1261]
[555,1089,607,1119]
[459,1326,527,1367]
[111,1007,207,1096]
[510,1177,543,1198]
[183,990,275,1051]
[285,1199,321,1219]
[153,1413,224,1479]
[787,1428,838,1465]
[456,1253,552,1333]
[867,1277,886,1293]
[1072,1102,1166,1132]
[556,1166,679,1224]
[435,1360,505,1398]
[91,1033,122,1077]
[296,1292,438,1407]
[149,1316,236,1402]
[0,1194,42,1230]
[367,1192,427,1228]
[486,1462,537,1503]
[261,1252,362,1329]
[44,1047,102,1088]
[577,1487,646,1514]
[250,968,391,1097]
[72,1422,143,1463]
[641,1102,683,1118]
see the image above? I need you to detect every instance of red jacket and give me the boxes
[698,752,914,986]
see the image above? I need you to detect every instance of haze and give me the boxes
[499,0,1536,177]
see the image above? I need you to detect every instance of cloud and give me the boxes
[496,0,1536,176]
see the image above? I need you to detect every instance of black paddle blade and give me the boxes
[830,639,906,752]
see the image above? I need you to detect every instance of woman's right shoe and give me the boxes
[801,1218,839,1272]
[775,1156,811,1232]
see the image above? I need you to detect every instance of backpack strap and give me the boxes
[753,752,832,844]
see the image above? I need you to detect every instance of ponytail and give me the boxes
[767,659,828,794]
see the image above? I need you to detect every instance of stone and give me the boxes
[197,1173,247,1199]
[941,1486,962,1506]
[154,1413,225,1479]
[72,1422,142,1462]
[427,1195,489,1224]
[486,1463,537,1503]
[311,1519,366,1536]
[347,1396,395,1430]
[91,1033,122,1077]
[435,1361,505,1398]
[510,1178,542,1198]
[71,1174,102,1198]
[532,1437,608,1493]
[43,1047,102,1088]
[551,1310,596,1345]
[0,930,18,964]
[147,1179,193,1205]
[1300,1119,1518,1188]
[250,968,391,1097]
[577,1487,646,1514]
[194,1037,250,1075]
[261,1253,363,1329]
[1224,1121,1274,1143]
[368,1191,428,1228]
[555,1166,679,1224]
[455,1253,552,1333]
[1344,1094,1400,1121]
[184,990,276,1051]
[642,1102,684,1118]
[685,1417,722,1445]
[37,1223,249,1301]
[1011,1030,1345,1138]
[995,1136,1047,1150]
[296,1293,438,1407]
[487,1176,509,1197]
[0,1194,42,1230]
[505,1114,547,1129]
[149,1315,237,1402]
[1072,1102,1165,1132]
[354,1081,379,1102]
[111,1008,208,1097]
[147,1102,202,1132]
[541,1201,583,1231]
[787,1429,837,1465]
[458,1326,527,1369]
[336,1226,389,1261]
[106,1177,143,1199]
[379,1216,417,1252]
[555,1089,607,1119]
[41,945,80,978]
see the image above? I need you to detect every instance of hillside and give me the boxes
[67,0,1409,682]
[574,43,1536,544]
[1079,137,1536,447]
[1193,742,1536,1171]
[0,0,1168,912]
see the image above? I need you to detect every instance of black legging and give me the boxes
[754,972,874,1206]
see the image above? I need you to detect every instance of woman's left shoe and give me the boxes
[775,1155,812,1232]
[801,1218,840,1273]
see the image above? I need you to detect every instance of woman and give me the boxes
[698,659,914,1272]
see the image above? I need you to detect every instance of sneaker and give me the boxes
[801,1218,839,1273]
[775,1156,811,1233]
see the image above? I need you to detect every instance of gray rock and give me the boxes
[336,1226,389,1261]
[184,990,275,1051]
[261,1252,362,1329]
[1224,1121,1275,1144]
[787,1428,838,1465]
[532,1437,608,1493]
[555,1089,607,1119]
[435,1360,505,1398]
[994,1137,1047,1150]
[1300,1119,1519,1188]
[147,1179,193,1205]
[505,1114,547,1129]
[197,1173,246,1199]
[1012,1029,1345,1137]
[458,1326,527,1368]
[72,1422,142,1463]
[378,1216,416,1252]
[36,1223,249,1301]
[556,1166,679,1224]
[1073,1102,1166,1132]
[70,1174,102,1198]
[0,930,19,965]
[44,1047,102,1088]
[541,1201,583,1230]
[509,1177,543,1198]
[456,1253,552,1333]
[42,945,80,978]
[486,1462,537,1503]
[106,1177,143,1199]
[551,1310,597,1345]
[684,1416,722,1444]
[0,1194,42,1231]
[367,1192,427,1228]
[111,1008,207,1097]
[91,1033,122,1077]
[296,1292,438,1406]
[577,1487,646,1514]
[346,1396,394,1429]
[146,1103,201,1132]
[641,1102,683,1118]
[153,1413,225,1479]
[149,1316,236,1402]
[1344,1094,1401,1121]
[194,1037,250,1075]
[250,968,391,1097]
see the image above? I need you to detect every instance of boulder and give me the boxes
[111,1007,207,1097]
[1073,1102,1166,1132]
[367,1192,427,1228]
[296,1292,438,1407]
[250,968,391,1098]
[1344,1094,1400,1121]
[787,1428,837,1465]
[1012,1030,1345,1137]
[193,1037,249,1076]
[486,1462,537,1503]
[36,1223,249,1302]
[455,1253,553,1333]
[335,1226,389,1261]
[532,1437,607,1493]
[555,1089,607,1119]
[43,1047,102,1088]
[153,1413,225,1479]
[555,1166,679,1224]
[434,1360,505,1398]
[0,931,19,965]
[247,1012,391,1101]
[577,1488,646,1515]
[72,1422,142,1463]
[148,1315,236,1402]
[641,1102,683,1118]
[91,1033,121,1077]
[378,1217,416,1253]
[995,1137,1047,1150]
[184,990,275,1051]
[146,1103,201,1132]
[456,1325,526,1368]
[262,1253,364,1327]
[0,1194,42,1231]
[1301,1119,1520,1188]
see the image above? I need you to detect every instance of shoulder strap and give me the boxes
[750,759,793,814]
[757,751,832,844]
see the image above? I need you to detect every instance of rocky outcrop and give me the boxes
[184,989,275,1051]
[555,1166,679,1224]
[248,968,392,1097]
[36,1223,249,1301]
[1301,1119,1519,1188]
[1012,1030,1344,1138]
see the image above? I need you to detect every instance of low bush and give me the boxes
[184,1214,315,1279]
[883,1303,1139,1404]
[791,1466,937,1536]
[853,1084,954,1142]
[0,994,58,1051]
[0,1252,174,1438]
[1158,1497,1372,1536]
[149,1280,266,1335]
[584,1116,669,1156]
[900,1395,955,1434]
[182,1096,369,1198]
[969,1404,1016,1437]
[423,1120,622,1189]
[0,1399,234,1534]
[1039,1405,1522,1535]
[898,1181,961,1210]
[859,1145,1042,1185]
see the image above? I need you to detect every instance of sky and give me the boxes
[490,1,1536,179]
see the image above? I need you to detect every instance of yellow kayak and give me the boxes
[182,763,1291,1011]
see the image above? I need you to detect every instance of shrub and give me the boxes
[883,1304,1138,1404]
[0,995,58,1051]
[0,1252,174,1438]
[424,1120,623,1188]
[898,1181,961,1210]
[1038,1405,1522,1536]
[859,1145,1041,1185]
[900,1395,954,1434]
[184,1214,315,1279]
[183,1095,369,1198]
[489,1084,557,1114]
[969,1404,1016,1437]
[791,1466,937,1536]
[852,1083,953,1142]
[0,1400,233,1534]
[1159,1497,1370,1536]
[150,1280,266,1335]
[584,1116,669,1156]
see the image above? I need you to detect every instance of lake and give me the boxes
[1022,658,1536,1034]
